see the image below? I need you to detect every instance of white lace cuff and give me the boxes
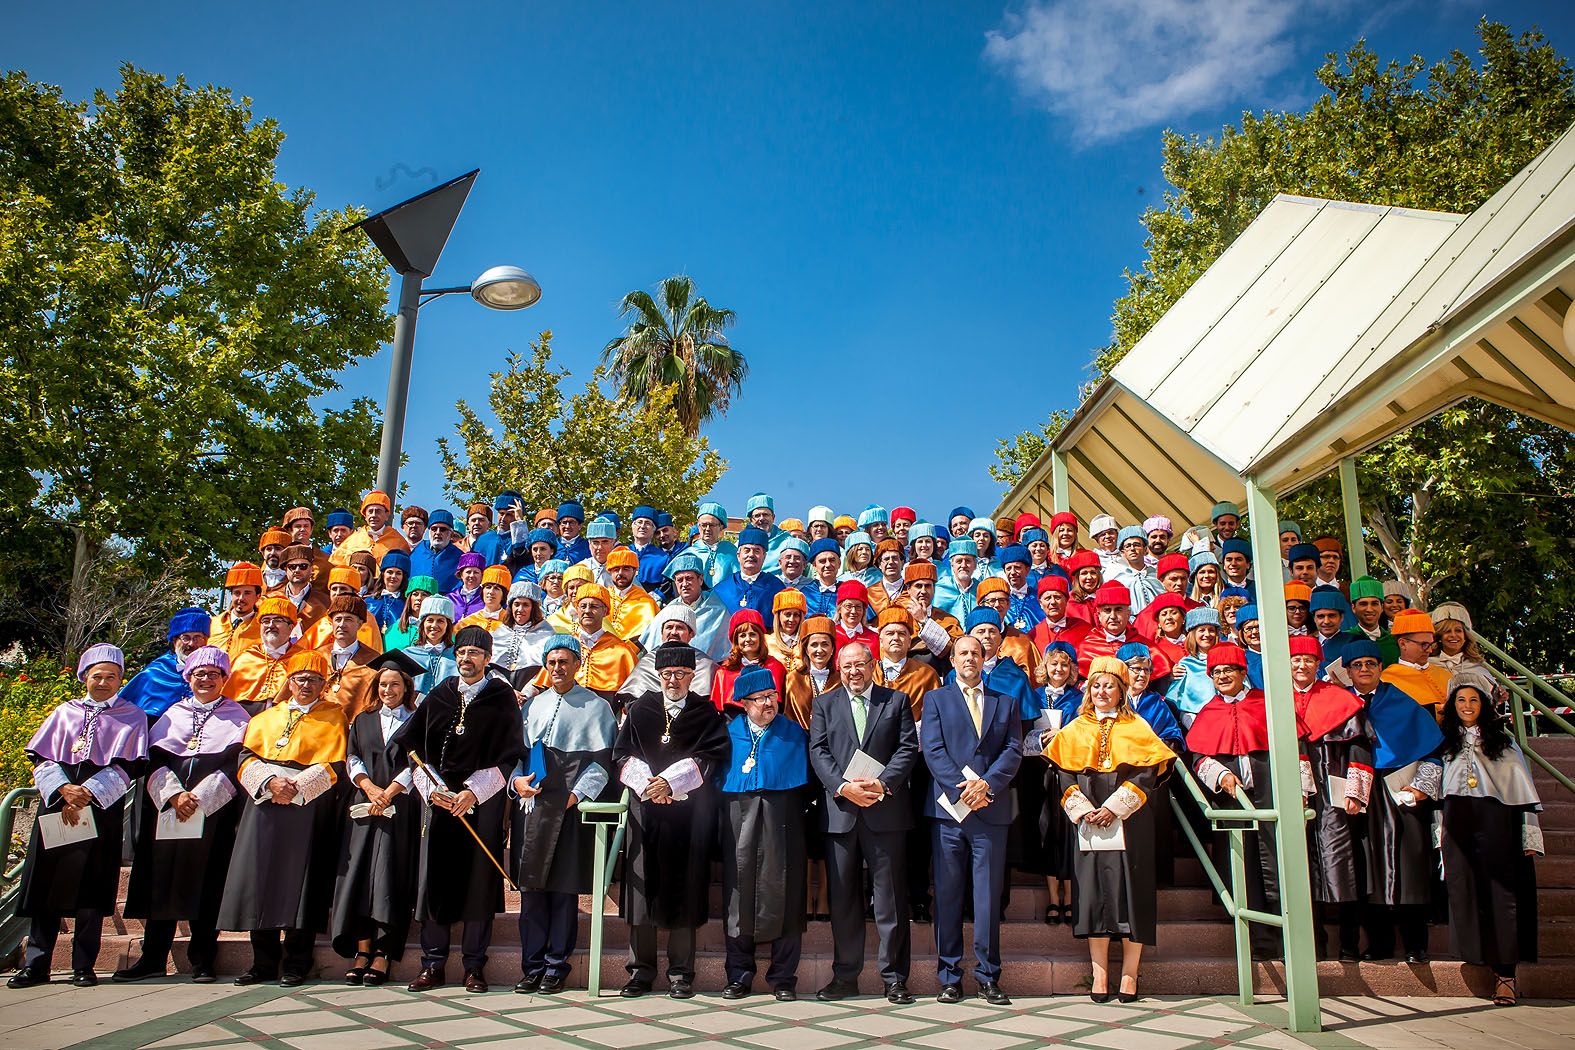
[147,767,184,809]
[83,766,132,808]
[412,763,446,802]
[32,761,70,805]
[658,758,703,798]
[465,765,505,804]
[1104,781,1147,820]
[571,762,609,802]
[1299,757,1314,797]
[238,758,287,801]
[1524,814,1545,856]
[293,763,335,805]
[191,772,237,815]
[1410,760,1443,801]
[1195,756,1232,794]
[1347,763,1374,807]
[917,617,952,655]
[1061,785,1095,822]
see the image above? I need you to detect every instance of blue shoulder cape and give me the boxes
[721,714,809,792]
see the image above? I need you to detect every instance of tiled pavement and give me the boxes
[2,981,1574,1050]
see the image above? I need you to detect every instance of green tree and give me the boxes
[438,330,728,527]
[601,274,747,437]
[0,66,393,657]
[992,21,1575,666]
[989,408,1073,489]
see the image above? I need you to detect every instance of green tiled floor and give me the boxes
[2,981,1573,1050]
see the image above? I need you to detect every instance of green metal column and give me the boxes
[1338,457,1367,580]
[1243,477,1322,1033]
[1051,449,1070,514]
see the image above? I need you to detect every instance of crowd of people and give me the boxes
[11,491,1546,1006]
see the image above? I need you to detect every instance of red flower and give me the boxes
[16,674,29,683]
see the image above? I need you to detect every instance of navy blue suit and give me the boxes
[920,680,1022,986]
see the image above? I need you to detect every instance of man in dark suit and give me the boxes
[920,632,1022,1005]
[809,641,919,1004]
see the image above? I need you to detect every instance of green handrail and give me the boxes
[0,787,40,961]
[580,790,630,997]
[1470,628,1575,795]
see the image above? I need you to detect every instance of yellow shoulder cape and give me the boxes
[1046,710,1176,773]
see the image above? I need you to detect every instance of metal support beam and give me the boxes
[1337,457,1367,580]
[1243,477,1322,1033]
[375,272,424,497]
[1050,449,1070,514]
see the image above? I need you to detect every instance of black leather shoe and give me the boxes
[70,970,98,988]
[816,978,859,1001]
[7,968,49,989]
[774,986,797,1001]
[539,973,566,994]
[937,983,963,1003]
[669,977,694,999]
[280,972,306,987]
[722,980,750,999]
[979,981,1011,1005]
[191,965,216,984]
[463,969,488,993]
[515,973,543,994]
[113,958,167,982]
[620,978,651,998]
[234,969,270,987]
[408,966,445,992]
[885,980,915,1005]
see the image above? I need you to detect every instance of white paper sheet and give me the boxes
[155,807,204,840]
[39,808,97,848]
[1384,762,1421,806]
[1023,708,1064,758]
[1077,817,1126,851]
[1326,775,1349,809]
[936,765,983,822]
[842,748,886,782]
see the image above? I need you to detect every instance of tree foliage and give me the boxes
[992,21,1575,667]
[438,330,728,527]
[601,274,747,438]
[0,65,393,656]
[989,408,1073,489]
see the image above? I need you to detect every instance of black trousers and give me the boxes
[23,910,102,973]
[627,924,695,983]
[249,928,315,977]
[824,823,910,983]
[1365,903,1429,958]
[518,890,578,978]
[420,919,490,972]
[724,931,802,989]
[141,917,220,971]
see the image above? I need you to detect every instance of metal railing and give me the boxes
[1167,760,1314,1007]
[579,790,630,997]
[1469,630,1575,795]
[0,787,40,961]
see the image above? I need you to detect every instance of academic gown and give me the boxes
[125,697,248,922]
[330,705,421,958]
[217,701,348,932]
[1361,682,1445,907]
[720,714,810,942]
[1297,685,1371,904]
[1048,712,1175,943]
[639,593,733,663]
[210,611,261,662]
[781,667,839,732]
[392,676,526,924]
[122,650,193,719]
[713,571,787,631]
[712,657,788,712]
[20,698,149,916]
[613,691,730,929]
[510,686,617,894]
[226,643,307,708]
[683,540,740,588]
[411,540,462,594]
[606,587,660,641]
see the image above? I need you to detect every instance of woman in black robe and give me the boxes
[1046,656,1175,1004]
[1439,671,1542,1006]
[117,647,249,983]
[331,665,421,985]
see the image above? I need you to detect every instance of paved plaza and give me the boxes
[1,982,1572,1050]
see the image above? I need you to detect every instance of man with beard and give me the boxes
[614,642,730,999]
[411,509,463,594]
[397,626,527,993]
[122,608,212,719]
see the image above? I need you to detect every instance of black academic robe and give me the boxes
[1304,713,1372,904]
[1367,766,1436,907]
[1194,750,1280,948]
[719,718,810,943]
[124,742,243,921]
[613,691,730,929]
[1443,795,1538,967]
[331,709,422,958]
[393,676,526,924]
[511,700,617,894]
[1056,764,1168,943]
[19,756,146,917]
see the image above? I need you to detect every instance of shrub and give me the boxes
[0,660,78,790]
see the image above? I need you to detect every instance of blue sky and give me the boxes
[11,1,1575,525]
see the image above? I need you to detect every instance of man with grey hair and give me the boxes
[618,603,716,704]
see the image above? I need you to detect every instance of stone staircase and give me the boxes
[46,736,1575,997]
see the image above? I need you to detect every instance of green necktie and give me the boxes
[851,693,868,740]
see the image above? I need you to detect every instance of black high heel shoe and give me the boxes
[1118,976,1140,1003]
[363,952,390,987]
[344,952,373,985]
[1044,905,1060,925]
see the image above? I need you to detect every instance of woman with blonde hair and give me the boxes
[1046,656,1175,1003]
[1430,602,1488,673]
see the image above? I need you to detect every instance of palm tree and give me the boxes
[601,274,747,437]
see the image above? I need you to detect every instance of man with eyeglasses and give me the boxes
[411,509,463,595]
[282,507,334,585]
[276,544,332,629]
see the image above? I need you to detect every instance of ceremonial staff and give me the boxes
[407,749,518,891]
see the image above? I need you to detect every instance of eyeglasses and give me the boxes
[285,561,311,570]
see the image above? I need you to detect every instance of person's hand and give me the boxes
[514,773,541,799]
[268,778,299,805]
[1344,798,1362,816]
[1039,728,1057,750]
[173,792,200,821]
[361,781,388,808]
[58,784,93,809]
[61,806,82,827]
[1526,849,1537,857]
[839,781,881,808]
[959,779,990,810]
[853,777,886,801]
[566,792,579,809]
[1083,806,1115,828]
[447,789,478,815]
[644,776,672,803]
[1402,787,1427,805]
[1218,772,1242,797]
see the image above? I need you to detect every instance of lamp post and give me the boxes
[353,170,541,496]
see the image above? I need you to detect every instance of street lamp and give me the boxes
[352,169,540,496]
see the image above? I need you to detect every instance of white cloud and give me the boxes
[984,0,1347,144]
